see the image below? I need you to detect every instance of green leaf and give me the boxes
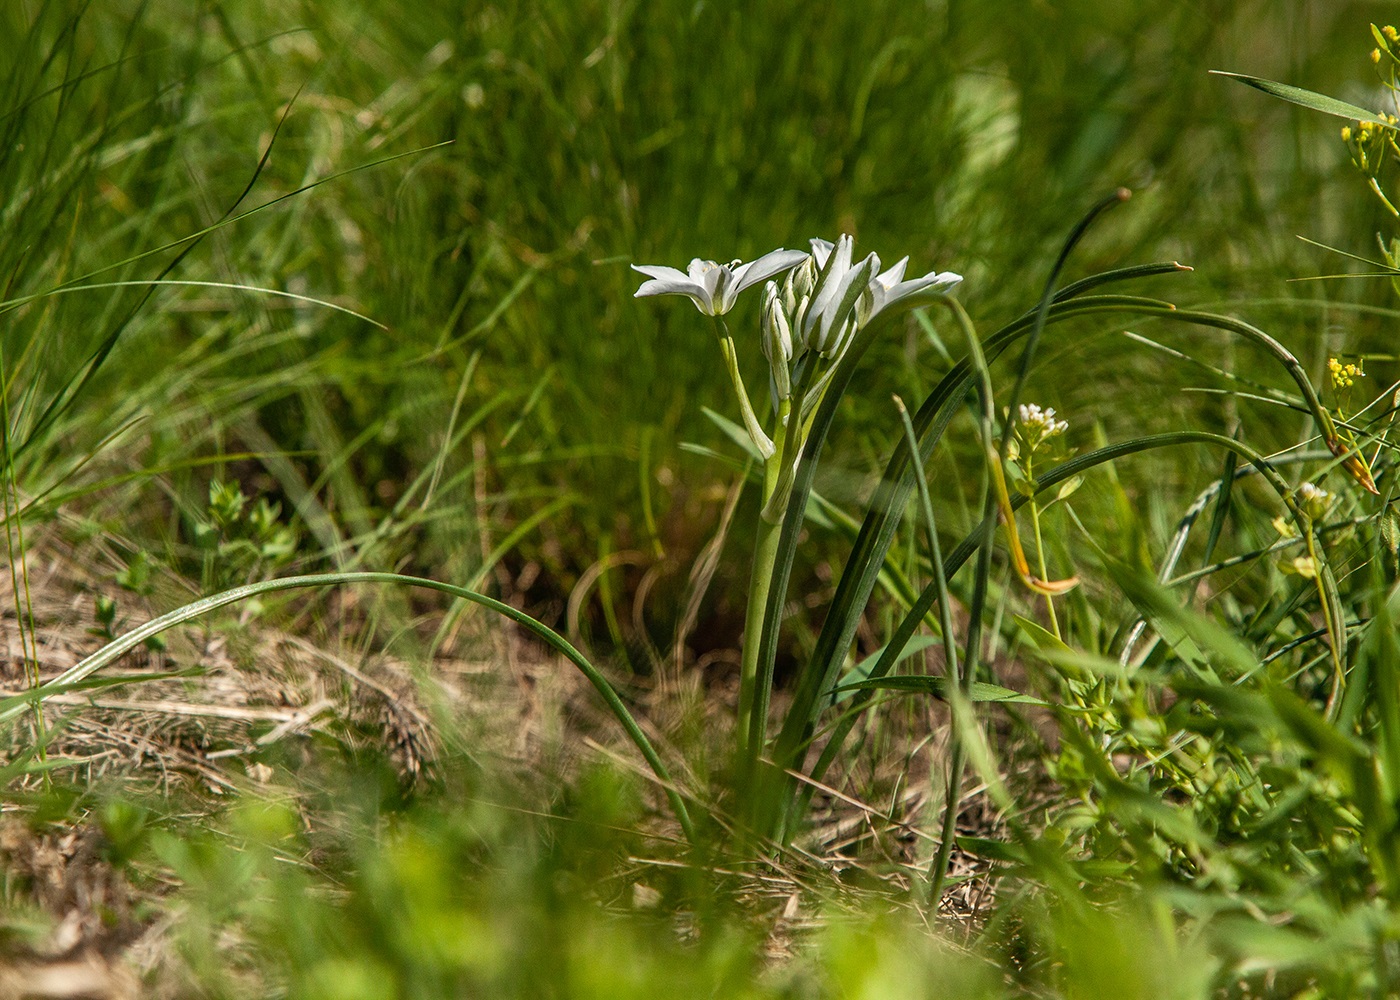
[1013,613,1073,654]
[831,674,1049,706]
[1052,474,1083,503]
[830,635,940,705]
[1210,71,1395,126]
[700,406,763,459]
[955,835,1027,863]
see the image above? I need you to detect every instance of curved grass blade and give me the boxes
[0,572,696,843]
[2,279,386,329]
[1202,445,1238,569]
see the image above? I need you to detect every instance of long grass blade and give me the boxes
[0,572,697,843]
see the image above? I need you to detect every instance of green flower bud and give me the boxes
[785,255,817,311]
[762,281,793,401]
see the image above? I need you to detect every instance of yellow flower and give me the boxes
[1328,356,1364,390]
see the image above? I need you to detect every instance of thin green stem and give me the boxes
[0,343,44,762]
[1029,499,1061,639]
[1370,176,1400,218]
[893,394,962,912]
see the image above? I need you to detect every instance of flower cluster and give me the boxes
[1015,403,1069,453]
[1341,25,1400,187]
[1297,481,1332,520]
[633,236,961,521]
[1328,356,1365,390]
[633,236,961,419]
[1341,115,1398,174]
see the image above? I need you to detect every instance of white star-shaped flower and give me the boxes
[631,249,808,316]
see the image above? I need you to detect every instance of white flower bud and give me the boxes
[856,287,874,329]
[762,283,792,364]
[792,292,812,348]
[1297,482,1331,520]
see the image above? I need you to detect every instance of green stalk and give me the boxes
[1025,452,1062,640]
[739,365,817,788]
[736,451,784,766]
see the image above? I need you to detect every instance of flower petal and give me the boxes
[869,269,962,318]
[631,263,719,313]
[731,248,808,296]
[686,258,717,281]
[631,264,692,284]
[802,235,855,341]
[875,257,909,289]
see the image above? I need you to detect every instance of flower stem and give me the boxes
[736,452,784,766]
[1031,507,1061,639]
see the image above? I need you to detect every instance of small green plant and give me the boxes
[193,478,299,593]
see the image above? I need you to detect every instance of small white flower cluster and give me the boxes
[1016,403,1068,451]
[1296,481,1331,519]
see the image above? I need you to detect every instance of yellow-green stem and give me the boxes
[1029,500,1061,640]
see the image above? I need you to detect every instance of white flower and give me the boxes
[859,256,963,325]
[1297,482,1331,519]
[802,238,962,349]
[797,235,880,355]
[631,248,808,316]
